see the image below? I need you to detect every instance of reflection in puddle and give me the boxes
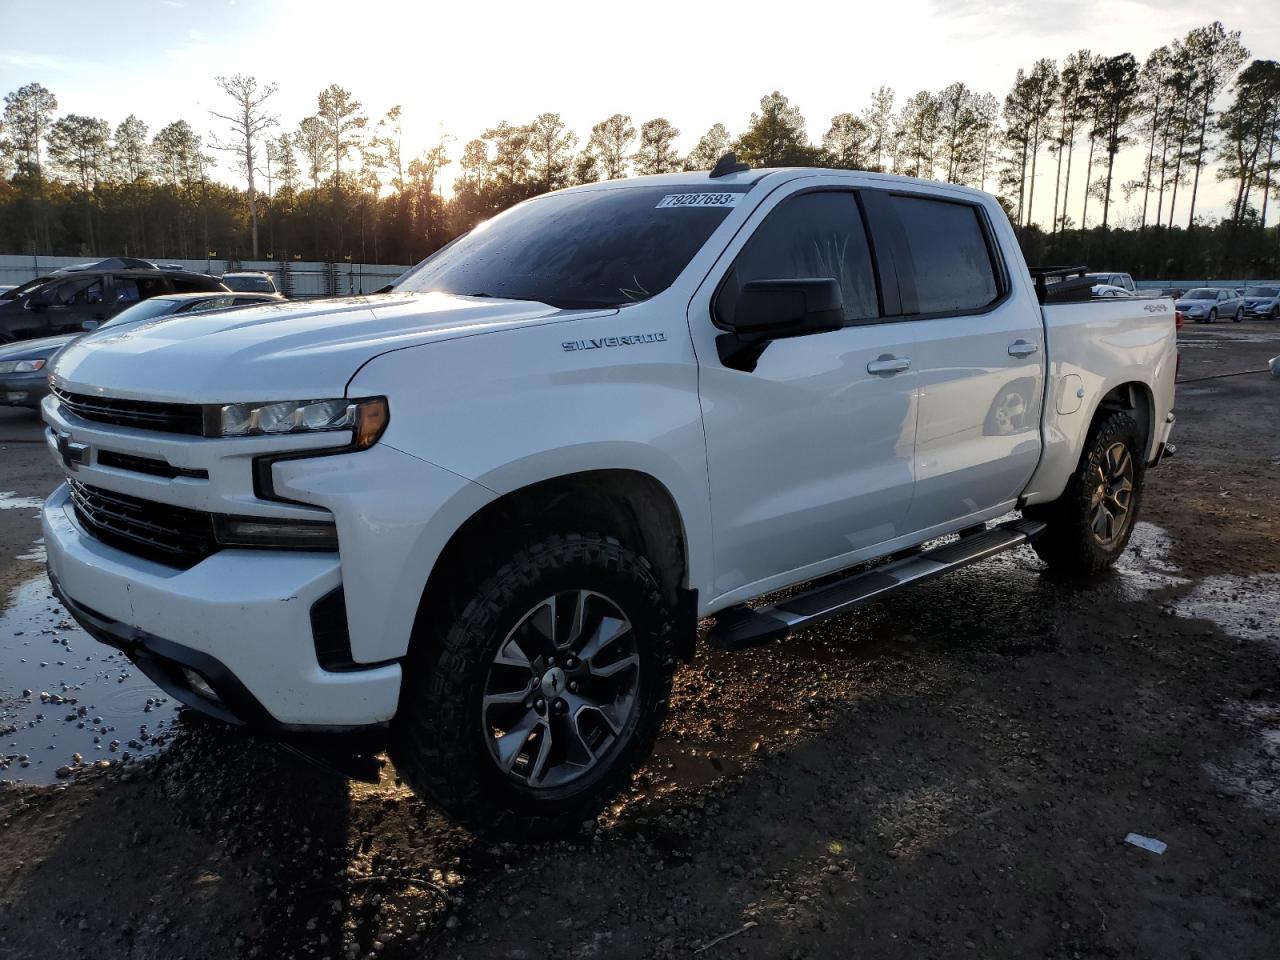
[1,577,173,784]
[17,538,45,563]
[0,491,43,511]
[1112,522,1189,599]
[1174,575,1280,647]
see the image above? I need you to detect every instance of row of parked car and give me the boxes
[1083,271,1280,323]
[0,258,284,409]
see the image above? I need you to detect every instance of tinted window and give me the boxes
[394,184,747,309]
[113,275,169,303]
[169,275,220,294]
[1183,289,1215,300]
[721,191,878,324]
[49,276,106,306]
[98,298,181,329]
[223,275,275,293]
[179,296,234,313]
[890,195,999,314]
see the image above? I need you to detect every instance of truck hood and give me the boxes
[49,292,592,403]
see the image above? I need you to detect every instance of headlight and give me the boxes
[0,358,47,374]
[215,396,388,449]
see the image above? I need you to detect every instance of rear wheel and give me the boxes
[390,533,678,838]
[1234,306,1244,322]
[1024,411,1145,577]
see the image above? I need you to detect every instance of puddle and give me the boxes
[1112,522,1189,599]
[0,491,43,511]
[0,576,175,784]
[1173,574,1280,647]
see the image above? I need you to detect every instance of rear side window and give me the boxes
[890,196,999,314]
[721,191,879,324]
[169,275,220,294]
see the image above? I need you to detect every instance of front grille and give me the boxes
[68,478,218,569]
[53,386,206,436]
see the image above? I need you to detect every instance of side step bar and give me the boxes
[707,518,1045,650]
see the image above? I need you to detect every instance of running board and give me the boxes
[708,518,1045,650]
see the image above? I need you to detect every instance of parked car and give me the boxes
[1242,284,1280,320]
[221,271,280,295]
[1092,284,1135,298]
[0,291,281,409]
[1174,287,1245,323]
[42,160,1176,835]
[1086,272,1136,293]
[0,258,227,343]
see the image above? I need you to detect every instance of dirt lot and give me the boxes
[2,321,1278,960]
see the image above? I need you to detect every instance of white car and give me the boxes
[1092,284,1135,298]
[1086,271,1136,293]
[41,161,1177,835]
[221,271,280,295]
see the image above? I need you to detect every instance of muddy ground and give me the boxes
[1,321,1278,959]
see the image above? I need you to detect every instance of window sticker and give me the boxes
[655,193,742,209]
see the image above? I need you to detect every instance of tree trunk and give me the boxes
[1082,134,1095,229]
[1187,98,1211,227]
[1141,95,1159,229]
[1050,123,1066,246]
[1060,122,1075,232]
[1261,123,1276,228]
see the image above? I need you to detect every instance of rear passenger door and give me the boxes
[872,190,1045,531]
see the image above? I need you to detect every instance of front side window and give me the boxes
[393,184,749,309]
[48,276,106,306]
[718,191,879,324]
[890,195,1000,314]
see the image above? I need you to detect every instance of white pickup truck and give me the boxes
[40,158,1176,835]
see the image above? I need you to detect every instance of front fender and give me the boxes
[347,309,714,604]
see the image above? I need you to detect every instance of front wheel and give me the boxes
[1208,308,1218,323]
[390,533,678,838]
[1023,411,1146,577]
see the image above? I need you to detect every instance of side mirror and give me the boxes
[717,278,844,371]
[27,291,52,311]
[81,320,100,331]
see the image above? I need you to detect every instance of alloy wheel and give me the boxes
[481,590,640,790]
[1090,441,1135,547]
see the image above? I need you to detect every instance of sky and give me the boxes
[2,0,1276,229]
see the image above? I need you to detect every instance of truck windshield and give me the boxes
[392,184,748,309]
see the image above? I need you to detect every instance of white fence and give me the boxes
[0,255,413,299]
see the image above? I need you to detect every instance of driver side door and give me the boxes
[688,182,920,604]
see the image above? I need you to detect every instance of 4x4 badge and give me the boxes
[56,431,88,472]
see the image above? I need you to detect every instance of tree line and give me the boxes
[1,19,1277,277]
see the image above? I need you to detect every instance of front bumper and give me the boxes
[43,482,402,729]
[0,371,49,407]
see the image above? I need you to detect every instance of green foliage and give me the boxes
[0,22,1272,273]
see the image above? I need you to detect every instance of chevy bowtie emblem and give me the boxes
[56,431,89,472]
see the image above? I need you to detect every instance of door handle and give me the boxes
[867,355,911,375]
[1008,340,1039,358]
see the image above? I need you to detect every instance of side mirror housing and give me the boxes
[81,320,100,331]
[717,278,844,371]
